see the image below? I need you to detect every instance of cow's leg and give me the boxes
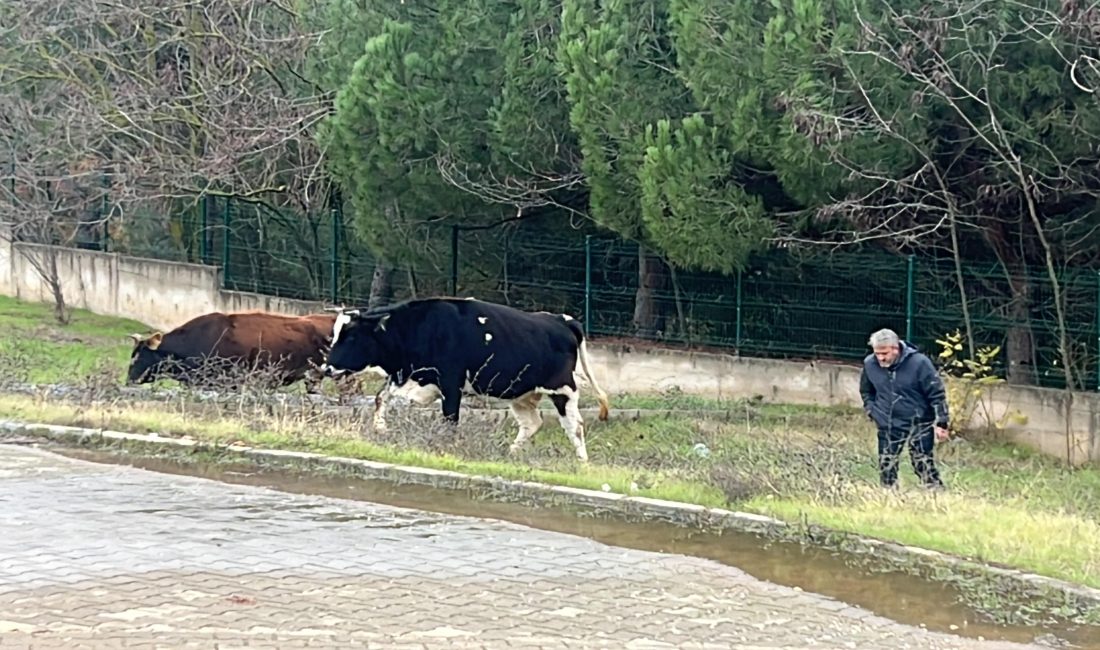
[507,391,544,455]
[440,391,462,423]
[439,378,464,424]
[372,381,392,433]
[549,387,588,462]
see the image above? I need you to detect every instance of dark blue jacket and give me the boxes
[859,341,949,433]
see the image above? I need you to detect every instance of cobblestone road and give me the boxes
[0,444,1043,649]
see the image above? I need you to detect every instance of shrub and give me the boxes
[935,329,1027,438]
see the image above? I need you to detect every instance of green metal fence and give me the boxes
[105,196,1100,392]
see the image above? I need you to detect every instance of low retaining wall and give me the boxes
[1,231,1097,465]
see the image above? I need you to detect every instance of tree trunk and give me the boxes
[365,200,401,308]
[51,279,69,325]
[668,264,688,344]
[406,267,419,298]
[44,249,69,325]
[980,216,1036,386]
[946,206,975,359]
[632,244,666,337]
[368,261,395,309]
[1004,276,1036,386]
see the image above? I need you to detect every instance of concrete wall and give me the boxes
[590,342,862,407]
[1,231,1097,465]
[0,230,330,331]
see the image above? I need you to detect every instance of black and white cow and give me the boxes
[320,297,611,462]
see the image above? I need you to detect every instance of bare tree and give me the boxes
[0,0,329,321]
[779,0,1100,392]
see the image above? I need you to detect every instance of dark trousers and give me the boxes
[877,423,943,487]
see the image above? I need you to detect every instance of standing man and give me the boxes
[859,328,950,489]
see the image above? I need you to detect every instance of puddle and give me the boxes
[56,447,1099,649]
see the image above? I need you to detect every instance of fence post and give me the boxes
[221,196,231,289]
[330,205,339,305]
[200,195,210,264]
[735,268,743,350]
[100,172,110,252]
[450,225,459,296]
[584,235,592,335]
[905,254,916,341]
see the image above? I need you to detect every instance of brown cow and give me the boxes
[126,311,358,396]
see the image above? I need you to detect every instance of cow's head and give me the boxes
[126,331,168,384]
[320,309,390,377]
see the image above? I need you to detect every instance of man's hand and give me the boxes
[934,425,950,442]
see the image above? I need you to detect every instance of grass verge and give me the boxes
[0,296,149,383]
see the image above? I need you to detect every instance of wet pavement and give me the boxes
[0,443,1046,649]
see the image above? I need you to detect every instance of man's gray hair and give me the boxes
[868,328,900,348]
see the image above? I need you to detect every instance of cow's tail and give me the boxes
[569,320,610,421]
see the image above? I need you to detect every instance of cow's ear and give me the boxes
[146,332,164,350]
[374,313,390,332]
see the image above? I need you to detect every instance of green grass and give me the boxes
[755,493,1100,588]
[0,296,151,383]
[1,295,1099,598]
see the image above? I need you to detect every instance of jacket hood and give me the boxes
[890,340,920,368]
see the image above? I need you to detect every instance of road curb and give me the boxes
[2,418,1099,620]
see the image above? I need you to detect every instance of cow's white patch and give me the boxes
[332,312,353,345]
[374,379,442,433]
[553,385,588,462]
[561,314,574,321]
[372,381,393,433]
[477,316,488,325]
[391,380,443,406]
[484,333,493,343]
[507,391,544,454]
[361,365,388,379]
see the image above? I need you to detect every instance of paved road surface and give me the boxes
[0,444,1042,649]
